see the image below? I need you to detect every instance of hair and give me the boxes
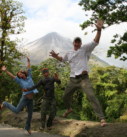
[17,70,28,78]
[73,37,82,43]
[42,68,49,74]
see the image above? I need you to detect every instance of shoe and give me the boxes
[62,108,73,118]
[39,127,45,131]
[47,126,53,130]
[24,129,32,135]
[0,102,3,110]
[100,119,107,127]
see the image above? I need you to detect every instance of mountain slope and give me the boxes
[24,32,109,67]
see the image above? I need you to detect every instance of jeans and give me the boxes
[3,95,33,130]
[63,75,105,120]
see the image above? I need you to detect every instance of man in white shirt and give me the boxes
[50,20,106,126]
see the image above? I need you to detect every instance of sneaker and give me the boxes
[62,108,73,118]
[47,126,53,130]
[24,129,32,135]
[100,119,107,127]
[0,102,3,110]
[39,127,45,131]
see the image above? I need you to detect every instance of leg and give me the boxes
[0,100,3,110]
[25,99,33,132]
[3,96,27,114]
[41,99,49,128]
[47,99,56,128]
[63,78,79,117]
[81,76,105,120]
[63,78,78,109]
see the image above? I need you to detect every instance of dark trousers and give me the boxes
[41,98,56,128]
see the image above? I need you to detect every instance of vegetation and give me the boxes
[79,0,127,61]
[0,0,26,68]
[1,58,127,122]
[0,0,127,124]
[0,0,26,107]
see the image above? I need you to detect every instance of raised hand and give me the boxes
[95,19,104,31]
[50,50,59,58]
[27,57,30,62]
[1,66,16,78]
[1,66,7,71]
[27,57,31,69]
[54,73,59,79]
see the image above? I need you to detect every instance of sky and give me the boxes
[16,0,127,68]
[17,0,88,42]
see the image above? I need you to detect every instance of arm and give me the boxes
[94,20,104,43]
[23,79,43,91]
[49,50,63,61]
[82,20,104,52]
[1,66,16,79]
[94,30,101,43]
[54,73,61,84]
[26,57,32,77]
[27,57,31,69]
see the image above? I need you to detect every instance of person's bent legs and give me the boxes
[2,96,27,114]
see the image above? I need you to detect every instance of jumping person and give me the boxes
[23,68,61,130]
[0,57,38,135]
[49,20,107,126]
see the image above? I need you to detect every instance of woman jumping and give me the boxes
[0,57,38,135]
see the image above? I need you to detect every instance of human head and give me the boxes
[42,68,49,77]
[17,70,27,79]
[73,37,82,50]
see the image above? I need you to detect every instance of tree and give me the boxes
[79,0,127,61]
[0,0,26,67]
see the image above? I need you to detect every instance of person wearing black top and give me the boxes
[23,68,61,130]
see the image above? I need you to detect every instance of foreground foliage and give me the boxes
[79,0,127,61]
[0,58,127,122]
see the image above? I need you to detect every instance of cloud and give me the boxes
[15,0,127,67]
[16,0,89,43]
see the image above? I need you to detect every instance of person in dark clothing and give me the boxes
[23,68,61,130]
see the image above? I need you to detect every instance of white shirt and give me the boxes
[62,41,98,77]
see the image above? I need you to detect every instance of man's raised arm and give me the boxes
[94,20,104,43]
[49,50,63,61]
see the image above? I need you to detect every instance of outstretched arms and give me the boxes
[94,20,104,43]
[50,50,63,61]
[1,66,16,79]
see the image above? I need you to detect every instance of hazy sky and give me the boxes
[17,0,88,42]
[16,0,127,68]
